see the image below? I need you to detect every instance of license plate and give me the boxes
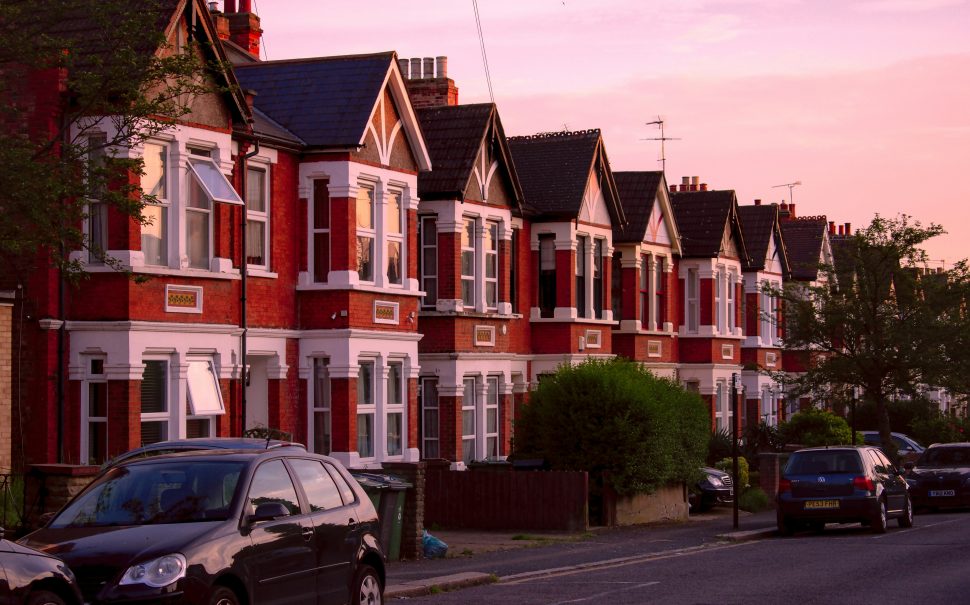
[929,490,956,497]
[804,500,840,510]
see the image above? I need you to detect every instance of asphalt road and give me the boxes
[394,510,970,604]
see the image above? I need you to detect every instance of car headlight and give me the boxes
[119,553,187,588]
[706,476,724,488]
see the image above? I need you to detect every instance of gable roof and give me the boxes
[738,204,790,273]
[780,217,829,281]
[507,129,625,226]
[670,189,748,260]
[233,52,431,169]
[416,103,523,211]
[612,171,682,254]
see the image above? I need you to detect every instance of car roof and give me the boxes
[792,446,868,454]
[926,442,970,449]
[113,446,334,467]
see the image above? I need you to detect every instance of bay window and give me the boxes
[686,268,699,332]
[311,358,331,455]
[510,229,519,313]
[485,221,499,310]
[462,377,476,464]
[356,186,375,282]
[419,378,439,459]
[357,361,375,458]
[715,270,724,333]
[576,236,587,317]
[83,358,108,465]
[140,360,169,445]
[141,142,168,266]
[727,271,736,333]
[641,254,650,329]
[419,217,438,308]
[185,152,243,270]
[538,235,556,318]
[593,239,605,319]
[386,361,404,457]
[246,165,269,268]
[313,179,330,283]
[611,254,622,321]
[385,191,403,285]
[461,218,476,307]
[655,257,666,328]
[485,376,500,459]
[87,135,108,263]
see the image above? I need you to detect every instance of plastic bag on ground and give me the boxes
[422,529,448,559]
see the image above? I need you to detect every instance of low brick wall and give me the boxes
[611,483,688,525]
[24,464,99,528]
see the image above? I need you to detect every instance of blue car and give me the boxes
[776,446,913,535]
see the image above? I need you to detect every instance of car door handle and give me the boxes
[302,527,314,541]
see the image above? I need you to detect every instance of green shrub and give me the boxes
[515,358,710,496]
[715,456,749,489]
[707,429,733,466]
[908,413,969,446]
[739,487,770,513]
[778,408,853,447]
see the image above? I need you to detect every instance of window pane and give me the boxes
[357,414,374,458]
[540,237,555,270]
[313,184,330,230]
[141,205,167,266]
[186,418,210,439]
[88,202,108,263]
[387,413,402,456]
[357,236,373,281]
[88,383,107,417]
[422,220,436,245]
[462,280,474,307]
[462,219,474,248]
[186,360,224,415]
[386,192,401,234]
[188,171,211,210]
[141,361,167,414]
[387,363,402,405]
[461,250,475,277]
[290,459,344,511]
[141,421,167,446]
[358,362,373,404]
[88,421,107,465]
[187,211,209,269]
[423,277,437,307]
[188,158,243,205]
[386,240,402,285]
[247,167,266,212]
[314,232,330,283]
[246,220,266,266]
[248,459,300,515]
[142,143,166,199]
[324,464,357,506]
[486,283,497,307]
[356,187,373,229]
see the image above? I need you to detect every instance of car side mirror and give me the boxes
[248,502,290,523]
[904,462,915,471]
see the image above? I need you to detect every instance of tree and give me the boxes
[0,0,222,279]
[514,358,710,497]
[774,215,970,457]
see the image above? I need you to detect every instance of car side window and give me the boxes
[247,459,301,515]
[868,449,889,474]
[325,463,357,506]
[876,450,897,473]
[289,459,344,511]
[892,436,911,451]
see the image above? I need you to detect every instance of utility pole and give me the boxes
[641,117,680,173]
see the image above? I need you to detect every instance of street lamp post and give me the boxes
[851,386,861,445]
[731,373,743,530]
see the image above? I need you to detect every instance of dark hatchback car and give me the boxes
[689,467,734,513]
[777,446,913,535]
[0,528,83,605]
[906,443,970,510]
[21,449,385,605]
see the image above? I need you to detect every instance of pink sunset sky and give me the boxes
[251,0,970,265]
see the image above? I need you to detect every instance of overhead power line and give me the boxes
[472,0,495,104]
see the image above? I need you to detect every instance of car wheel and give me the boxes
[27,591,66,605]
[777,511,795,537]
[871,499,888,534]
[208,586,240,605]
[898,496,914,528]
[352,564,383,605]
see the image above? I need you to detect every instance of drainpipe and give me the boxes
[239,139,259,436]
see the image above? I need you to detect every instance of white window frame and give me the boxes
[715,381,728,431]
[246,164,270,270]
[312,179,331,283]
[727,271,736,333]
[420,377,440,459]
[419,216,438,309]
[80,356,108,465]
[485,220,499,310]
[356,185,376,283]
[140,358,172,445]
[357,360,376,459]
[310,358,332,455]
[185,357,221,440]
[385,360,405,458]
[576,235,588,318]
[461,377,477,464]
[593,239,605,319]
[86,134,109,264]
[461,217,477,308]
[714,268,724,334]
[686,268,699,333]
[385,189,404,287]
[484,376,500,459]
[141,141,170,267]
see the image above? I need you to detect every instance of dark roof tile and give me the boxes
[416,104,494,199]
[507,130,600,218]
[738,205,779,271]
[613,171,664,243]
[780,218,828,280]
[670,190,736,258]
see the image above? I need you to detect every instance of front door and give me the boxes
[244,459,315,604]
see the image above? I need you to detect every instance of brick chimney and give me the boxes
[225,0,262,59]
[779,202,791,221]
[844,222,851,235]
[403,56,458,108]
[829,221,836,235]
[208,2,230,41]
[754,199,762,206]
[788,203,796,218]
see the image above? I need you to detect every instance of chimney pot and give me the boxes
[398,58,410,79]
[436,56,447,79]
[423,57,435,78]
[669,184,677,193]
[208,1,219,11]
[845,222,851,235]
[754,199,761,206]
[239,0,251,12]
[700,183,708,191]
[839,225,844,235]
[224,0,236,12]
[410,58,422,78]
[682,176,690,186]
[829,221,836,235]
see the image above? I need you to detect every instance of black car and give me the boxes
[689,467,734,513]
[776,446,913,535]
[0,528,83,605]
[100,437,305,471]
[905,442,970,510]
[21,449,385,605]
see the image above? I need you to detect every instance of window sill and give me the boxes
[246,268,278,279]
[82,264,241,281]
[296,283,422,297]
[418,310,523,320]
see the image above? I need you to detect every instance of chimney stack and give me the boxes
[690,176,699,191]
[789,203,796,218]
[838,225,844,235]
[210,2,230,40]
[403,56,459,108]
[398,58,409,79]
[226,0,262,59]
[436,56,448,78]
[700,183,708,191]
[779,202,791,221]
[845,223,851,235]
[681,176,690,192]
[669,184,677,193]
[754,199,761,206]
[829,221,836,235]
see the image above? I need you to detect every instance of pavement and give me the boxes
[384,506,779,599]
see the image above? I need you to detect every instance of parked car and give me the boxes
[688,467,734,513]
[860,431,924,464]
[905,443,970,510]
[21,448,385,605]
[776,446,913,535]
[100,437,305,471]
[0,527,83,605]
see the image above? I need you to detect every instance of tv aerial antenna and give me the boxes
[772,181,802,205]
[641,117,680,173]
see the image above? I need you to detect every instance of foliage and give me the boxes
[242,426,293,442]
[908,414,969,446]
[770,215,970,457]
[514,358,710,496]
[715,457,749,489]
[707,429,733,466]
[742,422,782,459]
[778,408,854,447]
[0,0,224,279]
[739,487,770,513]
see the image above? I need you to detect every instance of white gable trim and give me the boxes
[360,60,432,171]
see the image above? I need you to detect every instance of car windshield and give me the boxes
[918,447,970,467]
[51,461,245,528]
[786,452,862,475]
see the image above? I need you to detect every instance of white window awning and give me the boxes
[187,158,244,205]
[187,359,226,415]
